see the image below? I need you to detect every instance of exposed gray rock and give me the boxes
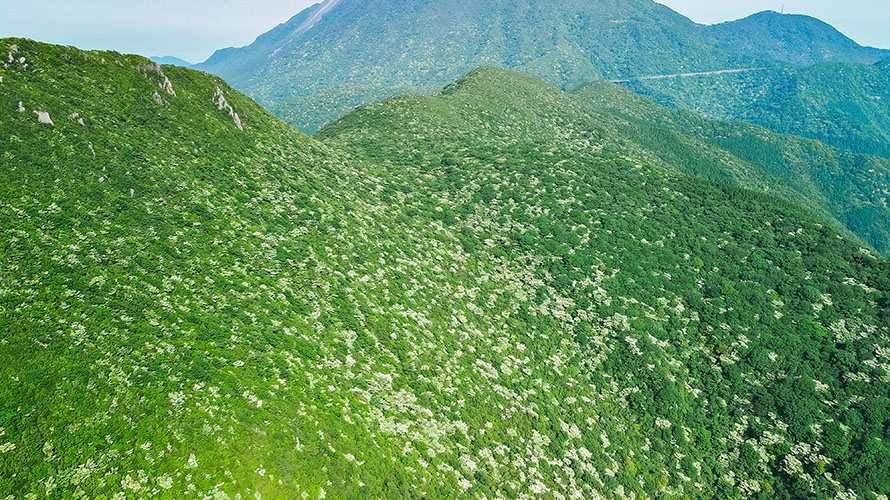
[70,112,85,126]
[138,61,163,76]
[33,110,54,125]
[17,101,24,113]
[7,46,27,69]
[139,62,176,96]
[88,142,96,157]
[213,87,243,131]
[161,76,175,96]
[152,91,167,106]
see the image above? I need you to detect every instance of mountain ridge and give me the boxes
[195,0,888,132]
[321,66,890,255]
[319,64,890,498]
[194,0,753,131]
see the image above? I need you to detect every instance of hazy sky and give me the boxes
[1,0,888,63]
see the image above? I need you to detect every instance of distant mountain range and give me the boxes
[194,0,889,132]
[149,55,192,67]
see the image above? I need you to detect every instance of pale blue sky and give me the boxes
[0,0,887,63]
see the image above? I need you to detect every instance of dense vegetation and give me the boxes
[322,68,890,499]
[573,80,890,256]
[627,60,890,160]
[3,39,890,499]
[194,0,886,133]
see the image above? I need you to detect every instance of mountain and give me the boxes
[4,39,890,499]
[573,79,890,255]
[0,37,376,499]
[195,0,754,132]
[149,55,193,67]
[310,66,890,256]
[624,60,890,160]
[319,67,890,498]
[195,0,888,132]
[705,11,890,67]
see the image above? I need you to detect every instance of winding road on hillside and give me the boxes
[610,67,767,84]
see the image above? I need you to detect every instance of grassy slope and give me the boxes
[1,41,890,499]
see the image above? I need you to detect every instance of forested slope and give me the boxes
[627,61,890,160]
[2,40,889,500]
[320,67,890,499]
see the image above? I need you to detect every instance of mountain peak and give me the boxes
[195,0,889,134]
[438,66,558,96]
[707,10,890,66]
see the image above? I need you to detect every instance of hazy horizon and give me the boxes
[1,0,888,63]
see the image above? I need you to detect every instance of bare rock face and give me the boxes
[34,110,54,125]
[139,62,176,96]
[17,101,25,113]
[70,112,85,126]
[6,44,28,69]
[138,61,163,77]
[213,87,244,131]
[152,91,168,106]
[160,76,175,96]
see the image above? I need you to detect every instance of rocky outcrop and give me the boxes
[6,44,28,70]
[213,87,243,131]
[160,76,175,96]
[139,62,176,96]
[33,110,53,125]
[17,101,24,113]
[70,112,85,126]
[152,91,167,106]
